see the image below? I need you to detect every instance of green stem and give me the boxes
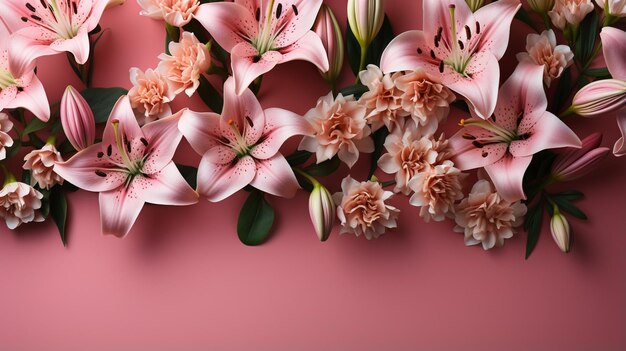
[355,43,368,84]
[293,167,320,187]
[1,165,16,186]
[542,13,551,30]
[559,105,575,119]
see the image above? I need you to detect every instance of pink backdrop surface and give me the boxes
[1,1,625,350]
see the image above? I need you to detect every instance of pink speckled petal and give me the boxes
[279,31,329,73]
[197,154,256,202]
[230,43,283,95]
[134,162,199,206]
[178,110,222,156]
[509,111,581,157]
[381,30,435,74]
[194,2,258,52]
[250,154,300,198]
[221,76,266,145]
[99,186,145,238]
[600,27,626,81]
[141,110,185,174]
[250,107,313,160]
[473,0,521,60]
[484,154,532,202]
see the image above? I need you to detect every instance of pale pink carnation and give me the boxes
[299,93,374,168]
[394,68,455,136]
[358,64,409,132]
[333,176,399,240]
[137,0,199,27]
[23,144,64,190]
[549,0,595,29]
[0,113,14,161]
[454,180,527,250]
[378,127,438,195]
[128,67,175,124]
[158,31,211,97]
[409,161,466,222]
[517,30,574,87]
[0,182,44,230]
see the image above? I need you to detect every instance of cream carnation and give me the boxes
[358,65,409,132]
[138,0,199,27]
[454,180,527,250]
[394,68,455,136]
[409,161,466,222]
[23,144,64,190]
[0,113,14,161]
[333,176,399,240]
[517,30,574,87]
[128,67,175,124]
[548,0,595,29]
[0,182,44,230]
[158,31,210,97]
[299,93,374,168]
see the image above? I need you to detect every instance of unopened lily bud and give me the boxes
[550,207,571,253]
[106,0,125,10]
[313,4,345,84]
[309,183,336,241]
[527,0,555,14]
[347,0,386,48]
[466,0,484,11]
[60,85,96,151]
[571,79,626,117]
[551,133,610,182]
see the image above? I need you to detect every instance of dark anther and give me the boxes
[97,152,104,158]
[482,152,489,158]
[437,27,443,38]
[140,138,149,146]
[95,170,107,177]
[434,36,439,48]
[472,141,484,149]
[430,50,436,60]
[25,3,36,12]
[253,55,261,63]
[462,134,477,140]
[125,140,132,154]
[438,61,444,73]
[417,47,422,54]
[465,25,471,41]
[40,0,47,8]
[72,1,77,14]
[291,4,298,15]
[276,3,282,18]
[106,145,112,157]
[475,21,480,34]
[246,116,254,128]
[30,15,42,21]
[255,8,260,21]
[458,40,464,50]
[21,16,28,22]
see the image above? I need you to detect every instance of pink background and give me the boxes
[1,1,625,350]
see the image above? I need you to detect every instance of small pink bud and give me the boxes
[551,133,610,182]
[313,4,345,85]
[550,208,571,253]
[572,79,626,117]
[60,85,96,151]
[309,183,336,241]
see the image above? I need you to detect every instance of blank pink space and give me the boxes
[1,1,625,350]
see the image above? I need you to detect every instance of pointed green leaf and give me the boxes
[50,187,68,246]
[286,150,312,167]
[552,197,588,220]
[237,190,275,246]
[81,87,128,124]
[304,156,341,177]
[525,203,544,260]
[339,84,369,99]
[346,16,394,76]
[175,164,198,189]
[197,75,224,113]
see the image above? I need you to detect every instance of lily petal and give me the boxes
[484,154,532,202]
[380,30,435,74]
[444,51,499,120]
[99,186,145,238]
[49,30,91,65]
[423,0,474,45]
[221,76,266,144]
[250,154,300,198]
[450,130,508,170]
[5,73,50,121]
[250,107,313,160]
[102,96,144,151]
[600,27,626,81]
[53,143,127,192]
[279,31,330,73]
[197,154,256,202]
[231,43,283,95]
[272,0,323,48]
[178,110,222,155]
[194,2,258,52]
[473,0,521,60]
[141,110,185,174]
[509,111,581,157]
[134,162,199,206]
[614,112,626,157]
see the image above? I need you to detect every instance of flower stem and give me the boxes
[355,43,368,84]
[293,167,320,187]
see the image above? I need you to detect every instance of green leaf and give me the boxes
[368,127,390,179]
[514,7,540,32]
[346,16,394,76]
[50,187,68,246]
[176,164,198,189]
[525,203,544,260]
[81,87,128,124]
[237,190,275,246]
[305,156,341,177]
[552,197,588,220]
[584,67,610,78]
[286,150,312,167]
[22,117,48,135]
[339,84,369,99]
[553,190,584,201]
[551,67,571,114]
[575,10,598,66]
[197,75,224,113]
[164,24,180,55]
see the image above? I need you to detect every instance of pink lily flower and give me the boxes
[194,0,329,95]
[450,63,581,202]
[0,0,108,65]
[601,27,626,156]
[54,96,199,237]
[380,0,521,119]
[0,21,50,121]
[178,77,313,202]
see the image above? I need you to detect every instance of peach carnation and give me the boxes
[299,93,374,168]
[548,0,595,29]
[128,67,175,124]
[0,113,14,161]
[138,0,199,27]
[333,176,399,240]
[158,31,210,97]
[358,65,409,132]
[394,68,455,136]
[408,161,466,222]
[23,144,64,190]
[454,180,527,250]
[517,30,574,87]
[0,182,44,230]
